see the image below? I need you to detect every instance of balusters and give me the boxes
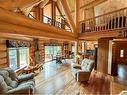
[121,10,123,28]
[43,15,70,30]
[80,7,127,33]
[103,15,106,30]
[113,13,116,29]
[110,14,113,29]
[117,12,120,28]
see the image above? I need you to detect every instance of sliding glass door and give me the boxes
[45,46,61,62]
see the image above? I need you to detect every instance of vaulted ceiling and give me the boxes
[0,0,107,40]
[0,0,107,16]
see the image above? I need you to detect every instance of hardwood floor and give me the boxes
[35,61,127,95]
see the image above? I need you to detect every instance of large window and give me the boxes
[45,46,61,62]
[9,49,18,70]
[9,48,29,70]
[19,48,29,68]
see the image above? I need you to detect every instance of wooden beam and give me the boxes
[0,8,74,38]
[59,0,76,34]
[39,0,50,8]
[21,6,34,16]
[40,8,44,22]
[56,2,64,19]
[35,6,41,20]
[75,0,80,37]
[0,21,75,41]
[0,0,43,10]
[51,0,56,25]
[78,30,122,41]
[0,33,33,41]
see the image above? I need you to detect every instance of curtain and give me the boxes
[6,40,31,48]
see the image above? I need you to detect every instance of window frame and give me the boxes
[8,47,30,71]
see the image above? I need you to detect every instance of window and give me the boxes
[9,48,29,70]
[72,46,75,53]
[45,46,61,62]
[9,48,18,70]
[120,49,124,58]
[19,48,29,68]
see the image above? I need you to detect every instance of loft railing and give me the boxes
[43,15,62,28]
[80,7,127,33]
[28,14,71,32]
[43,15,71,32]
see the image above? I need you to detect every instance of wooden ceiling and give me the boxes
[0,0,107,41]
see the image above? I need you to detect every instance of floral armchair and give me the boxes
[0,67,35,94]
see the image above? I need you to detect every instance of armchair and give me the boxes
[0,67,35,94]
[72,58,94,82]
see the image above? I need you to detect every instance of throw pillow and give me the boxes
[0,70,18,88]
[5,68,17,80]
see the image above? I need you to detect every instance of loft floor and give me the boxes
[34,60,127,94]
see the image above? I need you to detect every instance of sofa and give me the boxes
[0,67,35,94]
[71,58,94,82]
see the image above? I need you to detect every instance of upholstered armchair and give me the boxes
[0,67,35,94]
[72,58,94,82]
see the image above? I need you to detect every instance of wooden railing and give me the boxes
[43,15,62,28]
[28,14,71,32]
[80,7,127,33]
[43,15,71,32]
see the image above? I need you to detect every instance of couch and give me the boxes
[71,58,94,82]
[0,67,35,94]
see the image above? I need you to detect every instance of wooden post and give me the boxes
[97,38,112,74]
[51,0,56,25]
[75,0,80,37]
[40,8,44,22]
[74,40,79,63]
[35,6,40,21]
